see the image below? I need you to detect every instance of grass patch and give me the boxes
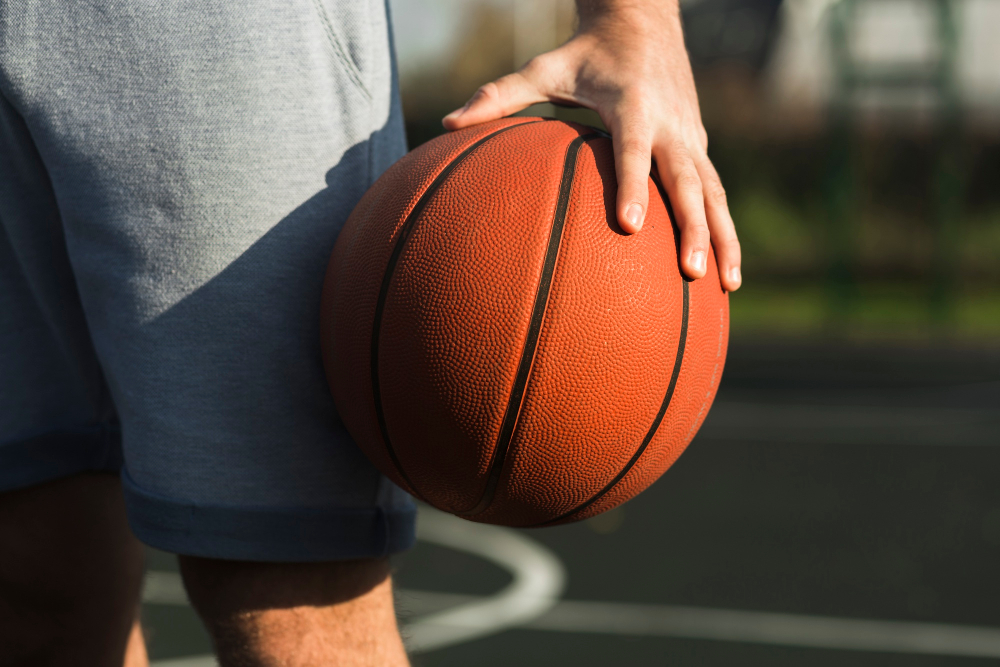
[730,281,1000,343]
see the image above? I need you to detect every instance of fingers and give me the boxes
[694,155,742,291]
[440,47,742,290]
[610,118,652,234]
[443,71,547,131]
[655,141,710,280]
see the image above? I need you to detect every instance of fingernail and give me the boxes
[691,251,707,274]
[443,105,467,123]
[728,266,741,286]
[626,204,643,231]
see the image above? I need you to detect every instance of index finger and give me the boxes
[608,114,653,235]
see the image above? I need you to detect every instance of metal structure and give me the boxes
[826,0,964,327]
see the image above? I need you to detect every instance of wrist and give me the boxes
[575,0,682,37]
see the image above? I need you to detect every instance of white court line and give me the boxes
[393,507,566,652]
[150,658,216,667]
[145,508,1000,662]
[145,586,1000,662]
[535,600,1000,660]
[146,506,566,664]
[396,591,1000,660]
[143,570,188,605]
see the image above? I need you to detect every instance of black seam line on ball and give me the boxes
[458,132,604,517]
[536,165,687,526]
[533,278,690,527]
[371,119,545,500]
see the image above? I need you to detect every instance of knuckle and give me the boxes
[675,168,702,193]
[719,236,741,254]
[704,179,728,207]
[479,81,501,100]
[681,213,710,235]
[473,81,505,106]
[620,143,650,162]
[521,52,552,77]
[669,138,692,160]
[617,140,651,167]
[467,88,487,107]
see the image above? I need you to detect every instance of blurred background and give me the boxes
[393,0,1000,341]
[142,2,1000,665]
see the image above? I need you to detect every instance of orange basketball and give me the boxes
[320,117,728,526]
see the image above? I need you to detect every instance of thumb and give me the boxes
[443,72,547,130]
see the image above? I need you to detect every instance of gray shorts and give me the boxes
[0,0,415,561]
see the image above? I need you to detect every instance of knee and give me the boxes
[178,555,392,622]
[0,474,145,665]
[179,557,407,665]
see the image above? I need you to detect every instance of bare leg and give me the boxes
[0,473,147,667]
[124,620,150,667]
[180,555,409,667]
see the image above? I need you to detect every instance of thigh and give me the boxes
[0,93,120,491]
[0,0,414,561]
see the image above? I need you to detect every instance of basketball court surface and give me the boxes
[139,341,1000,666]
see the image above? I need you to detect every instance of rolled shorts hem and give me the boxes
[121,469,417,562]
[0,426,123,492]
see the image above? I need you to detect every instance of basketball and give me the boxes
[320,117,729,527]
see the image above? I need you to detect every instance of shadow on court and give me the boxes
[140,340,1000,665]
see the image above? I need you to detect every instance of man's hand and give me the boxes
[442,0,741,291]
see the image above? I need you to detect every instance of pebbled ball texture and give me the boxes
[321,118,728,526]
